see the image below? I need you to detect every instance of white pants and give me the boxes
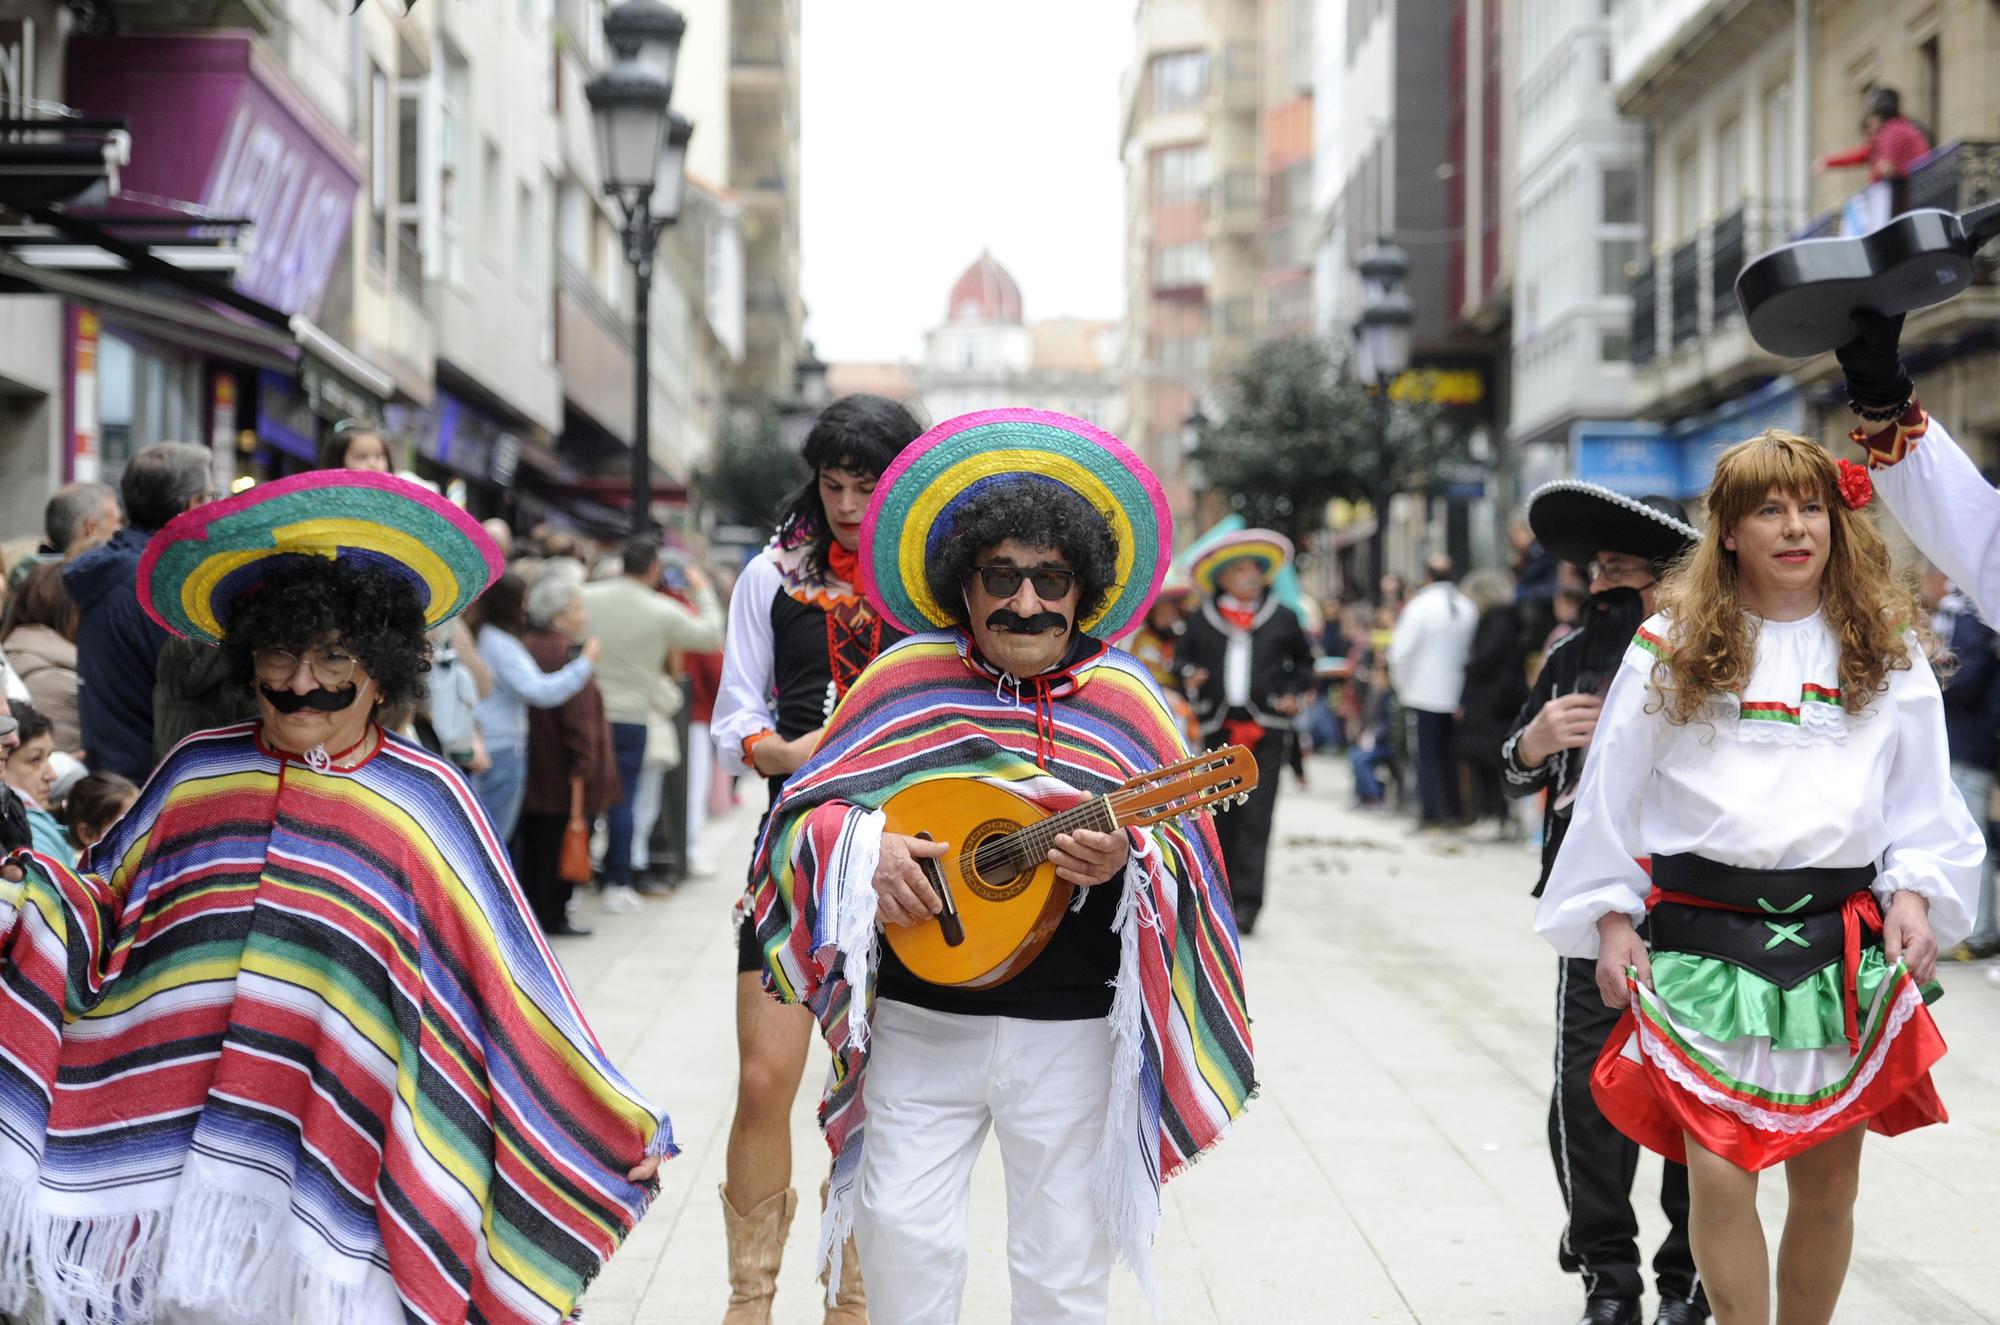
[854,1000,1114,1325]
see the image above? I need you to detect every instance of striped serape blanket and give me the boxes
[744,631,1256,1310]
[0,724,672,1324]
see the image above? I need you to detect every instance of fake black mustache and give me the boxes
[261,685,362,714]
[987,610,1069,635]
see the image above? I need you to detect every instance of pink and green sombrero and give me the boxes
[138,470,504,646]
[857,408,1173,641]
[1191,528,1294,595]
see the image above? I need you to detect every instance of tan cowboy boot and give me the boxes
[720,1183,797,1325]
[819,1180,869,1324]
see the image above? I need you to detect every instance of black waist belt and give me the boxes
[1648,853,1879,990]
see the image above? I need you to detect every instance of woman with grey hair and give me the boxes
[1459,566,1529,840]
[518,567,619,935]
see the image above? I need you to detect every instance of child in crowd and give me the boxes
[63,770,138,857]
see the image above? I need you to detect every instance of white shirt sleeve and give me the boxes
[1534,649,1664,958]
[1873,640,1984,947]
[712,555,782,775]
[1871,418,2000,624]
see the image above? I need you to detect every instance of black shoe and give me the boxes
[543,918,594,937]
[632,877,676,898]
[1653,1301,1708,1325]
[1575,1302,1641,1325]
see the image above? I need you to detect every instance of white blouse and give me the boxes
[1534,609,1981,959]
[1872,416,2000,626]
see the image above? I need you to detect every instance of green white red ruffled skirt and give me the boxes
[1591,952,1947,1171]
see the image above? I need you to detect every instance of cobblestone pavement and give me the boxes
[567,758,2000,1324]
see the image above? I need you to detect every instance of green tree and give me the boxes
[1188,335,1464,546]
[700,400,808,533]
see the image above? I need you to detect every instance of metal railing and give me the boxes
[1626,200,1810,364]
[1668,239,1699,346]
[730,153,788,195]
[1630,258,1657,367]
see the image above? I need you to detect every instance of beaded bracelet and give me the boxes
[1850,400,1928,469]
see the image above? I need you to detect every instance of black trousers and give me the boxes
[1412,708,1462,824]
[1213,727,1286,932]
[516,812,575,931]
[1550,956,1705,1309]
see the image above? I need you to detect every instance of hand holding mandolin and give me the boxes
[875,832,951,927]
[1048,829,1131,887]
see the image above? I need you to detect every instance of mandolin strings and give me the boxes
[965,764,1243,876]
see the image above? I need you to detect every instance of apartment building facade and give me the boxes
[1118,0,1262,522]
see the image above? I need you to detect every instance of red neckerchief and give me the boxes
[1218,594,1260,632]
[826,540,861,589]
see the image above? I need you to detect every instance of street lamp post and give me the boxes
[1354,238,1414,591]
[586,0,692,536]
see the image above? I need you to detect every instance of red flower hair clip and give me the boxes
[1836,458,1873,511]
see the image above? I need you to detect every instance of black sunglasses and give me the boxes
[969,563,1077,599]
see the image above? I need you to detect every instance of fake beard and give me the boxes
[1572,585,1648,692]
[987,610,1070,636]
[260,684,362,714]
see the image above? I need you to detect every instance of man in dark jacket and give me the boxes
[63,443,213,783]
[1500,481,1708,1325]
[1920,560,2000,959]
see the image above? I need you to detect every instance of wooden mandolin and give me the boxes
[881,745,1258,989]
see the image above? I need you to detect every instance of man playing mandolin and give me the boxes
[742,409,1255,1325]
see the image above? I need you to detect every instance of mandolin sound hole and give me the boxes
[962,819,1035,903]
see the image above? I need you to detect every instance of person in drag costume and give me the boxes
[742,409,1254,1324]
[0,470,671,1325]
[1535,430,1980,1325]
[708,392,923,1324]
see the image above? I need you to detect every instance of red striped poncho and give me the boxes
[744,631,1255,1310]
[0,724,672,1325]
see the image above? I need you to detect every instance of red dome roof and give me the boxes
[946,249,1023,323]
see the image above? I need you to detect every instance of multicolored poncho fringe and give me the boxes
[744,631,1256,1311]
[0,725,672,1325]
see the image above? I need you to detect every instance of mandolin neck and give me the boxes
[995,795,1118,864]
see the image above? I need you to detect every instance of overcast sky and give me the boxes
[799,1,1132,363]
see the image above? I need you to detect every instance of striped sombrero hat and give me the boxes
[1192,528,1294,595]
[858,408,1173,641]
[138,470,504,646]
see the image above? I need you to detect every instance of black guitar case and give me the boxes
[1734,199,2000,357]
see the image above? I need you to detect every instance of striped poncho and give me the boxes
[745,631,1255,1309]
[0,724,672,1325]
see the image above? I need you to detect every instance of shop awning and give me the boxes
[0,250,297,372]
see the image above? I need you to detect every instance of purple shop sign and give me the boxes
[67,33,361,322]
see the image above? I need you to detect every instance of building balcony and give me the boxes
[1213,171,1259,238]
[730,153,790,208]
[730,28,785,74]
[1611,0,1792,120]
[1626,199,1807,415]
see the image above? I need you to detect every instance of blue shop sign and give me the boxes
[1573,420,1676,497]
[1573,379,1804,499]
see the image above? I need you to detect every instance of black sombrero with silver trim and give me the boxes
[1526,480,1699,571]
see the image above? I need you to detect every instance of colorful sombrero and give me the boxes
[138,470,504,646]
[858,408,1173,641]
[1191,529,1294,595]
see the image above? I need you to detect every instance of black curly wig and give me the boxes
[924,480,1121,631]
[772,394,924,580]
[222,555,432,710]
